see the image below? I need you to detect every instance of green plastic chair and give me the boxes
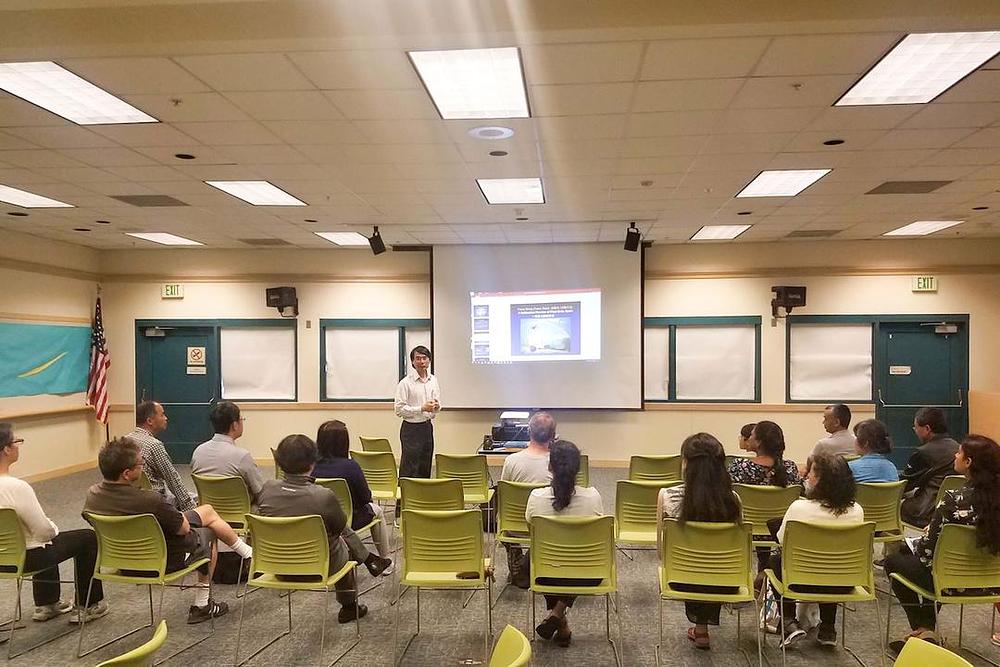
[79,513,213,661]
[270,447,283,480]
[351,450,400,503]
[762,520,881,666]
[0,507,78,658]
[577,453,590,488]
[615,480,681,554]
[394,509,492,666]
[359,436,393,453]
[629,455,682,483]
[856,481,906,544]
[400,477,465,513]
[902,475,966,532]
[725,454,751,469]
[529,515,622,666]
[235,514,360,666]
[96,620,168,667]
[315,477,381,538]
[192,474,251,531]
[732,484,801,547]
[658,519,760,666]
[489,624,530,667]
[137,470,153,490]
[887,524,1000,665]
[435,454,495,504]
[493,481,546,606]
[843,454,862,462]
[893,636,972,666]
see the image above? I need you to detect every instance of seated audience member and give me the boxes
[312,420,392,563]
[884,435,1000,654]
[800,404,855,475]
[899,407,961,528]
[126,400,196,511]
[771,453,865,648]
[849,419,899,483]
[657,432,742,650]
[84,438,251,623]
[524,440,603,648]
[0,423,107,623]
[737,423,756,452]
[191,401,264,502]
[257,434,368,623]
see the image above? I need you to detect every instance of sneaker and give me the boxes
[781,621,807,647]
[992,632,1000,648]
[32,600,73,622]
[187,599,228,625]
[535,615,561,640]
[816,622,837,647]
[68,600,109,624]
[337,603,368,624]
[365,555,392,577]
[381,564,394,577]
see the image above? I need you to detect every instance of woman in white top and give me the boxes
[524,440,602,648]
[0,423,107,622]
[770,453,864,648]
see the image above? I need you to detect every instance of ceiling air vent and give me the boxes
[110,195,189,207]
[240,238,291,246]
[785,229,841,238]
[865,181,951,195]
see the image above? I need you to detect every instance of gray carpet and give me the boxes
[4,465,997,666]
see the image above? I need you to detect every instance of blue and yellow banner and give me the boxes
[0,322,90,398]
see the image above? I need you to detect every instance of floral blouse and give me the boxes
[728,457,802,487]
[913,484,976,567]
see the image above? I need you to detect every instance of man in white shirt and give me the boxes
[801,403,856,475]
[191,401,264,503]
[501,411,555,484]
[393,345,440,480]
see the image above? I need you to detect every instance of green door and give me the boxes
[875,320,968,468]
[136,326,217,463]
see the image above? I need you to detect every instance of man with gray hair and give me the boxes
[501,411,555,484]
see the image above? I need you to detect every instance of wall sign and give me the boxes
[187,366,207,375]
[889,365,912,376]
[911,276,937,292]
[187,346,206,365]
[162,283,184,299]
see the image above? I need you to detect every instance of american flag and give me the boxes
[86,297,111,424]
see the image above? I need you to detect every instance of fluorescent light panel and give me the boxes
[126,232,203,246]
[477,178,544,205]
[883,220,963,236]
[409,47,529,119]
[0,184,73,208]
[837,32,1000,106]
[314,232,369,246]
[691,225,752,241]
[205,181,307,206]
[0,61,157,125]
[736,169,831,197]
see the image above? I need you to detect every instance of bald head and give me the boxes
[528,411,556,446]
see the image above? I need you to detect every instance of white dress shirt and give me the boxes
[394,372,441,423]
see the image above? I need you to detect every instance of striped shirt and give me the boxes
[126,427,196,512]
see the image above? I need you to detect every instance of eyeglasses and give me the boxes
[10,439,24,445]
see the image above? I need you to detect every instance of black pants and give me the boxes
[23,529,104,607]
[884,546,937,630]
[537,577,602,610]
[768,553,845,627]
[670,583,740,625]
[399,420,434,479]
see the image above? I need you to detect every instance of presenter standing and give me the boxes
[394,346,440,481]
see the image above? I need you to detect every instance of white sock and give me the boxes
[231,538,252,559]
[193,583,210,608]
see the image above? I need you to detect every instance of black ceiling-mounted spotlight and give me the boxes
[623,221,641,252]
[368,226,386,255]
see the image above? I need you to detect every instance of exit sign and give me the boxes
[912,276,937,293]
[162,283,184,299]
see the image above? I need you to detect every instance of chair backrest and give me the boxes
[732,484,802,536]
[191,474,251,529]
[270,447,284,480]
[97,620,168,667]
[530,515,616,584]
[245,514,329,579]
[931,524,1000,596]
[0,507,27,576]
[350,450,398,496]
[400,477,466,513]
[401,509,483,576]
[725,454,750,469]
[893,636,973,666]
[615,480,680,540]
[576,453,590,488]
[935,475,967,506]
[489,624,531,667]
[855,481,906,535]
[85,513,168,577]
[781,520,875,590]
[137,471,153,490]
[435,454,489,498]
[496,481,546,539]
[359,436,393,453]
[628,455,682,482]
[314,477,354,526]
[842,454,862,462]
[661,519,754,591]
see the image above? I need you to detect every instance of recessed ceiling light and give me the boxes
[836,32,1000,106]
[737,211,753,216]
[95,219,111,224]
[476,178,544,205]
[314,231,369,246]
[126,232,203,246]
[73,228,91,232]
[640,180,654,187]
[303,218,318,223]
[468,126,515,140]
[0,61,158,125]
[823,138,845,146]
[409,47,529,119]
[174,153,196,160]
[204,180,306,206]
[0,184,73,208]
[972,206,989,211]
[7,211,28,217]
[515,216,529,221]
[883,220,964,236]
[691,225,752,241]
[736,169,831,198]
[489,150,508,157]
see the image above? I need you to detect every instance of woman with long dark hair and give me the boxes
[729,421,801,487]
[657,432,742,649]
[738,423,756,452]
[525,440,603,648]
[884,435,1000,654]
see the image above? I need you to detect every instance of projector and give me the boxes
[492,411,530,443]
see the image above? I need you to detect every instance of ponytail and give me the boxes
[548,440,581,512]
[753,421,789,486]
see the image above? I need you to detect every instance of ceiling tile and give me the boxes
[626,110,722,137]
[899,103,1000,129]
[264,120,363,144]
[633,79,743,111]
[753,33,898,76]
[89,123,198,147]
[223,91,345,121]
[868,128,976,150]
[122,93,251,122]
[805,106,918,131]
[535,115,627,140]
[729,75,856,108]
[324,89,438,119]
[61,57,212,95]
[641,37,770,79]
[1,149,87,168]
[172,121,282,145]
[288,50,419,89]
[522,43,643,84]
[529,83,634,115]
[936,70,1000,103]
[174,53,314,91]
[353,119,452,144]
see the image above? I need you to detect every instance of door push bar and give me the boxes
[877,388,964,409]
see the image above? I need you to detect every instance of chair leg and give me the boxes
[235,588,294,666]
[483,583,490,664]
[153,581,216,666]
[616,546,635,561]
[462,588,477,608]
[393,585,420,667]
[655,596,662,667]
[778,592,786,667]
[4,574,80,659]
[77,579,153,658]
[955,604,1000,667]
[529,592,535,642]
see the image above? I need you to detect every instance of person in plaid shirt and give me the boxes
[125,401,196,512]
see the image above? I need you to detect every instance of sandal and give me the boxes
[535,615,561,640]
[687,626,710,650]
[554,618,572,648]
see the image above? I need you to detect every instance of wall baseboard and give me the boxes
[23,460,96,483]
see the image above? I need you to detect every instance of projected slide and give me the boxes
[470,289,600,363]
